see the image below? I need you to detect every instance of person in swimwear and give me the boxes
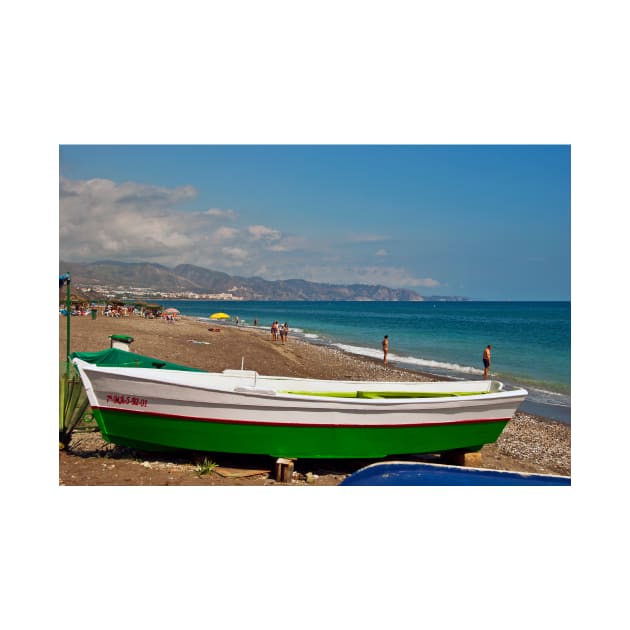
[382,335,389,365]
[483,344,491,379]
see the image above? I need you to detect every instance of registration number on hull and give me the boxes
[106,394,148,407]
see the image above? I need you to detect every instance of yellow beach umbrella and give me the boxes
[210,312,231,320]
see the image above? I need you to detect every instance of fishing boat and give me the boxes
[339,461,570,486]
[71,349,527,459]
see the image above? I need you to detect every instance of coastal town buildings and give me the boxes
[76,284,243,301]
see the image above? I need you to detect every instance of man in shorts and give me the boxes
[483,344,491,379]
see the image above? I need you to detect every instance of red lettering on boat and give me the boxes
[106,393,148,407]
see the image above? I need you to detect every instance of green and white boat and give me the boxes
[71,349,527,459]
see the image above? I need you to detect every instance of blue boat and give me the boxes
[339,461,571,486]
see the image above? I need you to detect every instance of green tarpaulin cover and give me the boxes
[70,348,205,372]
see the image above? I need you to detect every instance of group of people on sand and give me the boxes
[105,306,133,317]
[382,335,493,379]
[271,321,289,344]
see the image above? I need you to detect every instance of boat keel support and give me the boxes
[275,458,295,483]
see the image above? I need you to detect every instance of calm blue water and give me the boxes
[168,300,571,424]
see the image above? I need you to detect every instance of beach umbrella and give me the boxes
[210,312,231,320]
[164,307,180,314]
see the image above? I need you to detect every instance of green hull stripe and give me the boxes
[92,408,508,459]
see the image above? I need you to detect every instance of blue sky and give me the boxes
[60,145,570,300]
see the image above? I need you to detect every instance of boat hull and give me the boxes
[339,461,571,486]
[91,407,510,458]
[74,360,526,458]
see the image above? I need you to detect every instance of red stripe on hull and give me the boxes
[93,405,511,429]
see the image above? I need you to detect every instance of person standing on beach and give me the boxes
[382,335,389,365]
[483,344,491,379]
[281,322,289,344]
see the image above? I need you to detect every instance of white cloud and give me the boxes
[60,178,198,261]
[59,176,441,292]
[221,247,249,261]
[204,208,237,219]
[266,235,306,252]
[248,224,281,241]
[291,264,440,289]
[60,177,195,208]
[212,226,239,240]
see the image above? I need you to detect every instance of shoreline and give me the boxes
[59,314,571,484]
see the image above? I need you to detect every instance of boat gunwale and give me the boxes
[73,360,528,407]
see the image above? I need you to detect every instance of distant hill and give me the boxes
[59,260,428,301]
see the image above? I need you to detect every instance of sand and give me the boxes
[59,313,571,485]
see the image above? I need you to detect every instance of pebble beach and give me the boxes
[59,314,571,485]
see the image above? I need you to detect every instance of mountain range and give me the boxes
[59,260,433,301]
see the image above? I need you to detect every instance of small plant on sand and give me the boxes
[195,458,218,476]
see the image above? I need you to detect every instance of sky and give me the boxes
[59,144,570,300]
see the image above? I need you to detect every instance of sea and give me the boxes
[167,300,571,425]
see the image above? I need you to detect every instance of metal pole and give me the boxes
[66,272,71,376]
